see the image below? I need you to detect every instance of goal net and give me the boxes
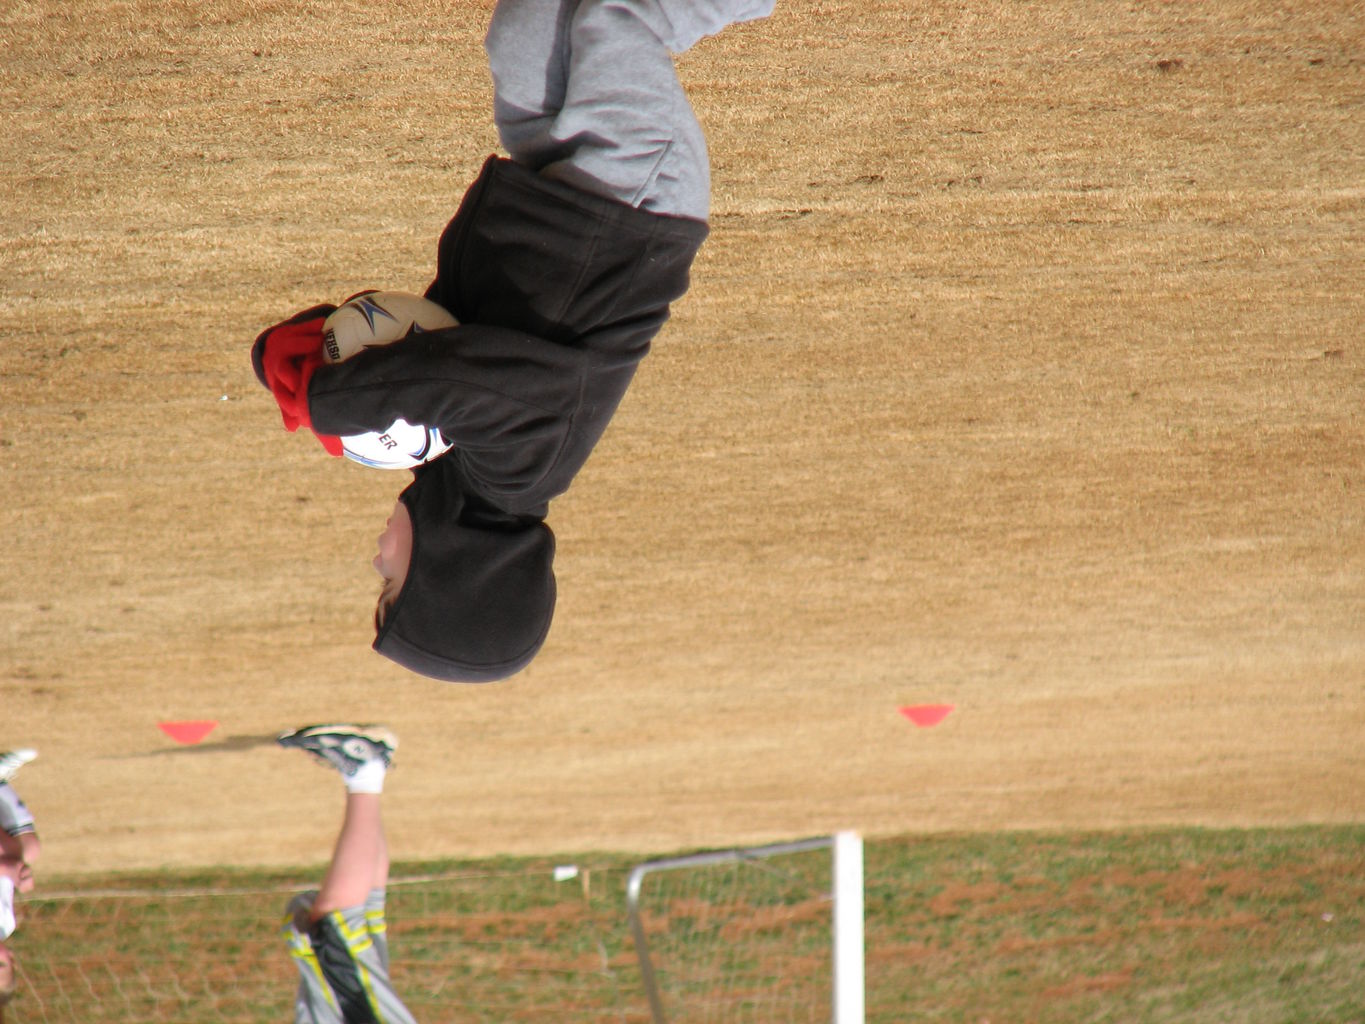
[6,868,633,1024]
[6,835,862,1024]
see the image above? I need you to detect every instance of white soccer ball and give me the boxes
[320,291,457,470]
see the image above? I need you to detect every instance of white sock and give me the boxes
[345,759,386,794]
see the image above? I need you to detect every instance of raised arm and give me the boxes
[307,321,641,511]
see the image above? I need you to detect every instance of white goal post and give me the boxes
[626,831,865,1024]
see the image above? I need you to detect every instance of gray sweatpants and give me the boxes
[485,0,775,220]
[0,783,35,838]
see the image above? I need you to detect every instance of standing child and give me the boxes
[253,0,776,682]
[0,748,39,1015]
[277,724,417,1024]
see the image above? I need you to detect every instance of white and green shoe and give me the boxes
[277,725,397,777]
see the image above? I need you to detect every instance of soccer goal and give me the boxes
[626,831,864,1024]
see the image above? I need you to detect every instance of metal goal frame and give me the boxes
[626,831,865,1024]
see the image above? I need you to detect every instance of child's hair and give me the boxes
[374,576,403,632]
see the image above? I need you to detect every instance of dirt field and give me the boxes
[1,0,1361,876]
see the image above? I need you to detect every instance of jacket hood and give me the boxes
[373,471,555,682]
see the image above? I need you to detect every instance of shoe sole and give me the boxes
[278,726,398,773]
[278,724,397,753]
[0,749,37,782]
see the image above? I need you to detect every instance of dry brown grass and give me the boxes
[0,0,1361,875]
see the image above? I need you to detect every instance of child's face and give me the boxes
[373,499,414,589]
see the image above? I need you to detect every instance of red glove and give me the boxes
[252,312,344,457]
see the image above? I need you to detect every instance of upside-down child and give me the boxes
[253,0,776,682]
[276,724,416,1024]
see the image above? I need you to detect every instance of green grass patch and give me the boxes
[7,826,1362,1023]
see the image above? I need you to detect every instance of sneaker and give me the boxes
[277,725,397,777]
[0,749,36,784]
